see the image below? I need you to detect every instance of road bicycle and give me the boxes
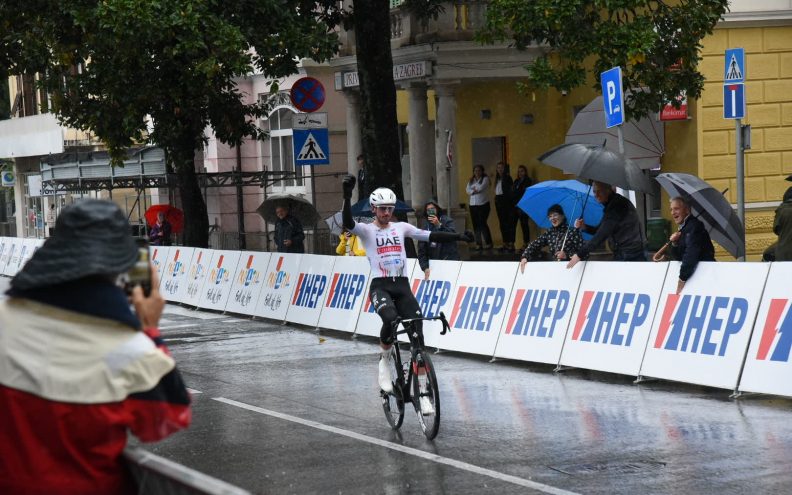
[380,312,450,440]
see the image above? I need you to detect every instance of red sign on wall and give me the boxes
[660,91,688,121]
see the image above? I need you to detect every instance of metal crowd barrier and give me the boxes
[124,447,251,495]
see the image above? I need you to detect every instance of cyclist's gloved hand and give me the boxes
[460,230,474,243]
[342,175,356,199]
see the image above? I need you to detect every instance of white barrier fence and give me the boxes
[2,236,791,398]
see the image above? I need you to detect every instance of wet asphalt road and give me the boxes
[2,277,792,495]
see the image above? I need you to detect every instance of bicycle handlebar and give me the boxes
[390,312,451,336]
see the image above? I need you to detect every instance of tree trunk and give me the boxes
[169,141,209,248]
[352,0,404,200]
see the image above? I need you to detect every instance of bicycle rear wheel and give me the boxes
[413,350,440,440]
[382,355,405,430]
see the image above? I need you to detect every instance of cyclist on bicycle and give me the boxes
[341,176,471,413]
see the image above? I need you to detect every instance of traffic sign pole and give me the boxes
[736,119,745,261]
[723,48,746,260]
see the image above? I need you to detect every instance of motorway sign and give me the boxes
[725,48,745,83]
[724,83,746,120]
[293,128,330,166]
[600,67,625,128]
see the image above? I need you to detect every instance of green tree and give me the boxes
[0,76,9,119]
[0,0,341,246]
[478,0,729,120]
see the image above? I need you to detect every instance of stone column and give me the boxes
[344,90,362,202]
[406,83,434,209]
[434,83,459,212]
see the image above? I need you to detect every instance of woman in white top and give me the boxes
[465,164,493,251]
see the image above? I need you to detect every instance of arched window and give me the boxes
[265,107,304,189]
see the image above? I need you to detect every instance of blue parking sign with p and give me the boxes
[600,67,624,128]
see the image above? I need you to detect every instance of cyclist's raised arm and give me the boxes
[341,175,356,231]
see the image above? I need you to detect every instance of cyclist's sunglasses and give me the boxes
[375,206,395,213]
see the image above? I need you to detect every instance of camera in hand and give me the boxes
[426,208,437,217]
[122,239,152,296]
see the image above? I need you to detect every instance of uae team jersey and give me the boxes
[352,221,431,277]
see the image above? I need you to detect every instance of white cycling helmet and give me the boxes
[369,187,397,206]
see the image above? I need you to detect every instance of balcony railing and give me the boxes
[390,0,488,47]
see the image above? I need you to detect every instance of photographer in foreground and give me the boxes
[0,199,191,495]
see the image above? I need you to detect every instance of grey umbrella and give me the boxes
[538,143,655,194]
[257,194,321,225]
[656,172,745,259]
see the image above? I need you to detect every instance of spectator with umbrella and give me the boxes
[653,196,715,293]
[149,212,172,246]
[274,205,305,253]
[145,205,183,246]
[519,204,583,272]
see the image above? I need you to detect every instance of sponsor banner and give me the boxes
[441,261,518,356]
[1,238,21,276]
[149,246,171,287]
[196,250,242,312]
[178,248,214,307]
[224,252,272,316]
[560,262,668,376]
[641,262,770,389]
[160,247,195,302]
[494,261,585,364]
[739,263,792,395]
[18,238,38,272]
[406,260,462,347]
[284,254,337,327]
[254,253,301,321]
[3,237,27,276]
[317,256,370,333]
[355,259,418,338]
[0,238,9,273]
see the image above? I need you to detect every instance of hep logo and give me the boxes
[266,257,291,289]
[237,255,261,287]
[411,279,451,318]
[325,273,365,310]
[654,294,748,356]
[189,251,204,280]
[291,273,327,308]
[506,289,570,337]
[756,299,792,362]
[572,291,650,346]
[209,255,228,285]
[448,286,506,331]
[167,249,184,277]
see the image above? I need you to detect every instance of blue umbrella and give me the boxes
[517,180,604,240]
[350,197,414,217]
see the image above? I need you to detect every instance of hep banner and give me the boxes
[161,247,196,303]
[494,261,585,364]
[355,259,418,338]
[224,252,272,316]
[318,256,371,333]
[738,262,792,396]
[255,253,301,322]
[560,261,669,376]
[285,254,337,327]
[407,260,462,347]
[196,250,241,312]
[641,262,770,390]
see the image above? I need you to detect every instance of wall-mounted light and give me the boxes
[480,109,491,120]
[521,114,534,124]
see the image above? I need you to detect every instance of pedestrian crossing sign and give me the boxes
[293,128,330,166]
[724,48,745,83]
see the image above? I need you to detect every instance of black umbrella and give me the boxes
[257,194,321,225]
[656,172,745,259]
[538,143,655,194]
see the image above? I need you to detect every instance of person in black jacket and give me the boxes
[494,161,515,252]
[511,165,533,250]
[666,196,715,293]
[567,181,647,268]
[273,206,305,253]
[417,201,460,279]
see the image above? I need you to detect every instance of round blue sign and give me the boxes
[289,77,326,113]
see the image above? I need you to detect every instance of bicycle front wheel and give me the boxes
[382,356,405,430]
[413,350,440,440]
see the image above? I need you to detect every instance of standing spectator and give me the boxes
[494,161,515,252]
[567,181,647,268]
[773,186,792,261]
[519,204,583,273]
[511,164,533,250]
[46,203,57,237]
[336,229,366,256]
[0,199,191,495]
[665,196,716,293]
[465,164,493,252]
[273,205,305,253]
[149,211,172,246]
[417,200,460,279]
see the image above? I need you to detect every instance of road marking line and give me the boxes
[213,397,578,495]
[187,388,202,394]
[159,323,200,330]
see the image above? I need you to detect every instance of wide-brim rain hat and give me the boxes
[11,199,139,291]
